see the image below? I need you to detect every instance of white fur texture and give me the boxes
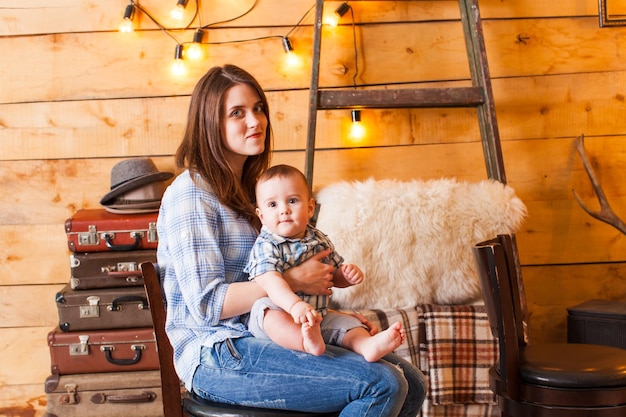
[315,178,527,309]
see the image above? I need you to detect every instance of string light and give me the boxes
[324,2,350,27]
[119,3,136,33]
[170,0,189,21]
[282,36,301,67]
[186,29,205,61]
[119,1,315,76]
[171,44,187,76]
[343,3,364,141]
[349,110,366,141]
[282,36,293,53]
[120,0,364,141]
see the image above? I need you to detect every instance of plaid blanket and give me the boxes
[419,304,497,406]
[346,304,497,409]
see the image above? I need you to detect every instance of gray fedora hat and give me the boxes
[100,158,173,206]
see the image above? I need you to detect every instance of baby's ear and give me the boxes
[255,207,263,219]
[307,198,316,219]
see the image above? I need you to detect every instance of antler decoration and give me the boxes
[573,134,626,235]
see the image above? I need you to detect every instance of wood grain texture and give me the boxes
[0,0,601,37]
[0,327,52,386]
[0,384,46,417]
[0,285,63,328]
[524,262,626,343]
[2,0,626,412]
[4,17,626,104]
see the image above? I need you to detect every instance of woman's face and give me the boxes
[221,83,268,171]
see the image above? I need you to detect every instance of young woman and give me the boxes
[156,64,427,416]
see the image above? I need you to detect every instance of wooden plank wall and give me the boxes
[2,0,626,414]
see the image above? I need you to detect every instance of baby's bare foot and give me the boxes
[361,321,405,362]
[301,316,325,356]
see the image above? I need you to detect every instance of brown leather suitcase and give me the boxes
[65,209,159,253]
[55,284,153,332]
[44,370,163,417]
[47,327,159,375]
[69,250,156,289]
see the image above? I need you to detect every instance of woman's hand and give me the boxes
[283,249,334,295]
[342,310,379,336]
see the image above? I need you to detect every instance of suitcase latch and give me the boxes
[100,262,135,273]
[77,225,99,246]
[79,296,100,318]
[60,383,78,405]
[117,261,138,272]
[69,335,90,356]
[148,222,158,242]
[118,262,141,283]
[69,254,80,268]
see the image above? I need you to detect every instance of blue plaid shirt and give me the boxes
[245,224,344,314]
[156,170,257,390]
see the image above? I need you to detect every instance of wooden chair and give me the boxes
[140,261,339,417]
[473,235,626,417]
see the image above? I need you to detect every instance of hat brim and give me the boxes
[100,171,173,206]
[105,200,162,210]
[104,206,160,214]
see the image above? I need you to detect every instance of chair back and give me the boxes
[141,261,185,417]
[475,235,626,416]
[498,234,530,346]
[473,235,523,400]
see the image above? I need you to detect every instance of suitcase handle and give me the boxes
[103,232,141,251]
[91,391,157,404]
[100,344,145,365]
[109,295,149,311]
[107,270,143,280]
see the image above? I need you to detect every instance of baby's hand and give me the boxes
[341,264,364,285]
[290,300,319,326]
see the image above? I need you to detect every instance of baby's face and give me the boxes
[255,175,314,239]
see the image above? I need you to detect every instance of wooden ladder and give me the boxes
[305,0,506,185]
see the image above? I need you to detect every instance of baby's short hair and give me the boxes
[256,164,311,197]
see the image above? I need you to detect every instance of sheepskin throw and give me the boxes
[315,178,527,309]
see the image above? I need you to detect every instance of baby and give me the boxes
[245,164,405,361]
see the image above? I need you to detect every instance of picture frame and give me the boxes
[599,0,626,27]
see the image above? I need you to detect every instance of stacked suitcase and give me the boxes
[44,208,163,417]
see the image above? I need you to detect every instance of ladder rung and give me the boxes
[317,87,485,109]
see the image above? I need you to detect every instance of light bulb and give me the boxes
[186,44,203,61]
[282,37,301,67]
[324,3,349,27]
[349,110,366,141]
[324,15,340,27]
[285,52,302,68]
[119,4,135,33]
[170,0,189,20]
[171,44,187,76]
[187,29,205,60]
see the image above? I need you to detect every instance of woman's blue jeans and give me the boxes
[192,337,427,417]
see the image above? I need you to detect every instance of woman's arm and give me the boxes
[255,271,303,312]
[223,247,335,320]
[160,173,263,326]
[220,280,266,319]
[283,249,335,295]
[254,271,318,324]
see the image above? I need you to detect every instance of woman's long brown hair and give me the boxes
[175,65,272,230]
